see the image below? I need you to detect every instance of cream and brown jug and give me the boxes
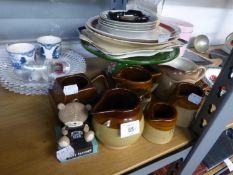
[143,102,177,144]
[170,82,205,128]
[92,88,144,149]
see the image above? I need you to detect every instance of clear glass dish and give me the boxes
[0,48,86,95]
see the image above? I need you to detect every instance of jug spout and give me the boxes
[92,88,143,129]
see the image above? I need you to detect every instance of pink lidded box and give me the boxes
[162,17,194,56]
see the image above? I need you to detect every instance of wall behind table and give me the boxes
[0,0,110,43]
[162,0,233,45]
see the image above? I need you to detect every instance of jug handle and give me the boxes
[112,71,125,82]
[196,66,206,80]
[134,89,151,102]
[91,73,109,90]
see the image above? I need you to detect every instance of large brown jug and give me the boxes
[92,88,144,149]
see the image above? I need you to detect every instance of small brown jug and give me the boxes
[49,73,109,107]
[170,82,205,128]
[143,102,177,144]
[112,66,161,92]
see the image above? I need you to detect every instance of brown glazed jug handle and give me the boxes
[91,73,109,94]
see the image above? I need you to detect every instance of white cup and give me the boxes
[7,43,35,69]
[37,35,62,59]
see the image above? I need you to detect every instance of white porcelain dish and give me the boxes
[161,56,201,72]
[82,27,178,47]
[85,16,180,43]
[98,18,156,31]
[79,29,184,58]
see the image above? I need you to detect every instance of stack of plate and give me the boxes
[80,10,182,64]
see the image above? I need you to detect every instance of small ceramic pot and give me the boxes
[49,73,109,107]
[37,35,62,59]
[92,88,144,149]
[143,102,177,144]
[112,66,161,92]
[6,43,35,69]
[170,82,205,128]
[155,57,206,101]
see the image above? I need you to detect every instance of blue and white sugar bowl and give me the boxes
[37,35,62,59]
[6,43,35,69]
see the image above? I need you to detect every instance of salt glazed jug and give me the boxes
[92,88,144,149]
[112,66,161,92]
[170,82,205,128]
[49,73,109,108]
[143,101,177,144]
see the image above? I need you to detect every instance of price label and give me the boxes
[158,33,170,43]
[188,93,202,105]
[56,145,75,162]
[63,84,79,96]
[224,158,233,172]
[120,120,140,138]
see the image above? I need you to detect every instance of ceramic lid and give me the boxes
[161,16,193,33]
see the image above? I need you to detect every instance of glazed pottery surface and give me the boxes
[50,73,108,106]
[171,82,205,128]
[93,117,144,149]
[143,102,177,144]
[155,57,206,101]
[92,88,144,149]
[112,66,161,92]
[143,123,175,144]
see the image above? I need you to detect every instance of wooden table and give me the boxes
[0,58,192,175]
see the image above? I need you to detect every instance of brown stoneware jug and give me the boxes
[92,88,144,149]
[143,102,177,144]
[49,73,109,108]
[112,66,161,92]
[170,82,205,128]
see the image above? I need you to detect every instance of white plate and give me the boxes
[86,16,181,43]
[79,29,182,57]
[98,18,156,31]
[82,27,178,47]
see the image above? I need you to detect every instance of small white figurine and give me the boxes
[57,101,94,148]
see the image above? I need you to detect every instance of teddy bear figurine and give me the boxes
[57,100,94,148]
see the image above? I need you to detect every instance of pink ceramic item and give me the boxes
[162,17,193,56]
